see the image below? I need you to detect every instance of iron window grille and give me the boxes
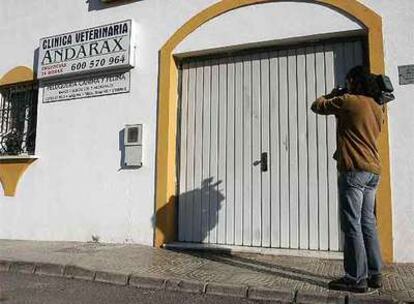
[0,83,38,156]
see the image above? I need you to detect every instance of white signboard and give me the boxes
[42,72,130,103]
[38,20,135,79]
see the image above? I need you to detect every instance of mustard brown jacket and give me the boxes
[311,94,383,175]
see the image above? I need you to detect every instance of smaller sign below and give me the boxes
[398,65,414,85]
[42,71,130,103]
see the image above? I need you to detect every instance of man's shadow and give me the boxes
[180,177,225,243]
[153,177,225,245]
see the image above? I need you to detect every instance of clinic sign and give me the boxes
[38,20,135,79]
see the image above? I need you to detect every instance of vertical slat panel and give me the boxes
[209,59,219,244]
[278,50,290,248]
[306,47,319,250]
[252,54,262,247]
[353,41,363,66]
[226,59,236,245]
[333,42,346,251]
[334,42,346,88]
[269,52,280,248]
[185,63,197,242]
[193,62,204,242]
[342,42,355,250]
[261,54,271,247]
[242,57,252,246]
[288,49,299,249]
[178,65,189,242]
[325,44,339,251]
[201,61,211,243]
[337,40,363,250]
[344,42,355,76]
[234,58,244,245]
[217,58,228,244]
[315,46,329,250]
[297,48,309,250]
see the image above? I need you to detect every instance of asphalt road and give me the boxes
[0,272,275,304]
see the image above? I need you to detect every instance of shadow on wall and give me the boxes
[153,177,225,245]
[118,128,127,170]
[87,0,142,11]
[33,48,39,79]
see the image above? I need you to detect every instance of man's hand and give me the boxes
[325,87,347,99]
[311,94,345,116]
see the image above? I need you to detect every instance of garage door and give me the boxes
[177,39,364,251]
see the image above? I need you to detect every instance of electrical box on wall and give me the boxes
[124,124,143,167]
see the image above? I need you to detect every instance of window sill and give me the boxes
[0,155,38,161]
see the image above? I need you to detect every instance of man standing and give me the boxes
[311,66,384,293]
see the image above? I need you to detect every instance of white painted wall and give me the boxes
[175,1,362,54]
[0,0,413,262]
[359,0,414,263]
[0,0,217,245]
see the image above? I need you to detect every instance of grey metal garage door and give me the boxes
[177,39,363,251]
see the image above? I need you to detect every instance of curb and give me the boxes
[164,278,205,294]
[347,294,395,304]
[35,263,65,277]
[295,290,346,304]
[0,260,11,272]
[95,271,129,286]
[129,274,166,290]
[206,282,248,298]
[9,261,36,274]
[64,265,96,281]
[0,260,409,303]
[248,286,295,302]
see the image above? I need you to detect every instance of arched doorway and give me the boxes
[154,0,393,263]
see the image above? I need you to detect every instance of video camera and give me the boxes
[335,74,395,105]
[376,75,395,105]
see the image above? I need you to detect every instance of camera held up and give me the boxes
[330,73,395,105]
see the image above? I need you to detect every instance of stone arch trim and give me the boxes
[155,0,393,263]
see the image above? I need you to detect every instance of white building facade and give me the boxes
[0,0,412,263]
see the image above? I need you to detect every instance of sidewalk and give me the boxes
[0,240,413,303]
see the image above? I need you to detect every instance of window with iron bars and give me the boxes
[0,83,38,156]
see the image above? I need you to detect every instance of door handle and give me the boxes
[261,152,268,172]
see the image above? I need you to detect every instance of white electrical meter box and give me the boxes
[124,124,143,167]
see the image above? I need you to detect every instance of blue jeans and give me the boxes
[338,171,383,283]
